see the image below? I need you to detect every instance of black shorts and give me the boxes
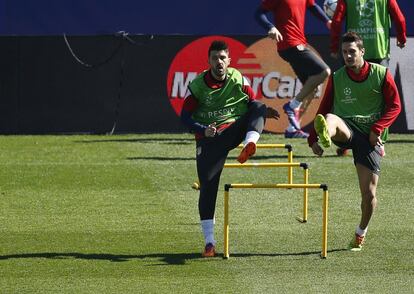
[332,122,382,175]
[278,45,329,84]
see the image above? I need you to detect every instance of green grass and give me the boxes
[0,133,413,293]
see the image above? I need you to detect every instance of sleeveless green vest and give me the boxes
[333,63,387,138]
[345,0,391,60]
[189,67,249,126]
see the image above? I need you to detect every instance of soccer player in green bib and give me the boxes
[308,32,401,251]
[329,0,406,156]
[330,0,406,67]
[181,40,280,257]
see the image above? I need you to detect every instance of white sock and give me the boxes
[356,226,368,237]
[201,219,216,245]
[289,98,302,109]
[243,131,260,145]
[286,124,297,132]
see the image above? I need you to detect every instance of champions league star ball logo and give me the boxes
[166,36,328,133]
[204,95,214,106]
[341,87,356,104]
[357,0,375,18]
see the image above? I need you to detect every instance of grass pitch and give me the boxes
[0,133,413,293]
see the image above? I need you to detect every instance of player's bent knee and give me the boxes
[312,68,330,84]
[325,113,340,123]
[322,67,331,79]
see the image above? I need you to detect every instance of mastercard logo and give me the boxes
[166,36,327,133]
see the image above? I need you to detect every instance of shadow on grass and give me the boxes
[75,138,193,145]
[127,156,195,161]
[386,139,414,144]
[230,248,348,258]
[0,252,198,265]
[0,248,347,265]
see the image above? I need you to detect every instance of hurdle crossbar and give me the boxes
[192,144,295,191]
[224,162,310,223]
[237,144,293,183]
[224,162,301,168]
[223,183,329,259]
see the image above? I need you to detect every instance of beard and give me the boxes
[212,66,226,80]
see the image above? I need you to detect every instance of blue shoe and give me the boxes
[284,129,309,138]
[283,102,301,130]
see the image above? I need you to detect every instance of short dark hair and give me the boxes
[342,31,364,50]
[208,40,229,57]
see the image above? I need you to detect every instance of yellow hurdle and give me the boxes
[192,143,295,190]
[223,183,329,259]
[237,143,294,184]
[224,162,310,223]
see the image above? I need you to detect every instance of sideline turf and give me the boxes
[0,134,413,293]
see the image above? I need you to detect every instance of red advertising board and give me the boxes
[167,36,328,133]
